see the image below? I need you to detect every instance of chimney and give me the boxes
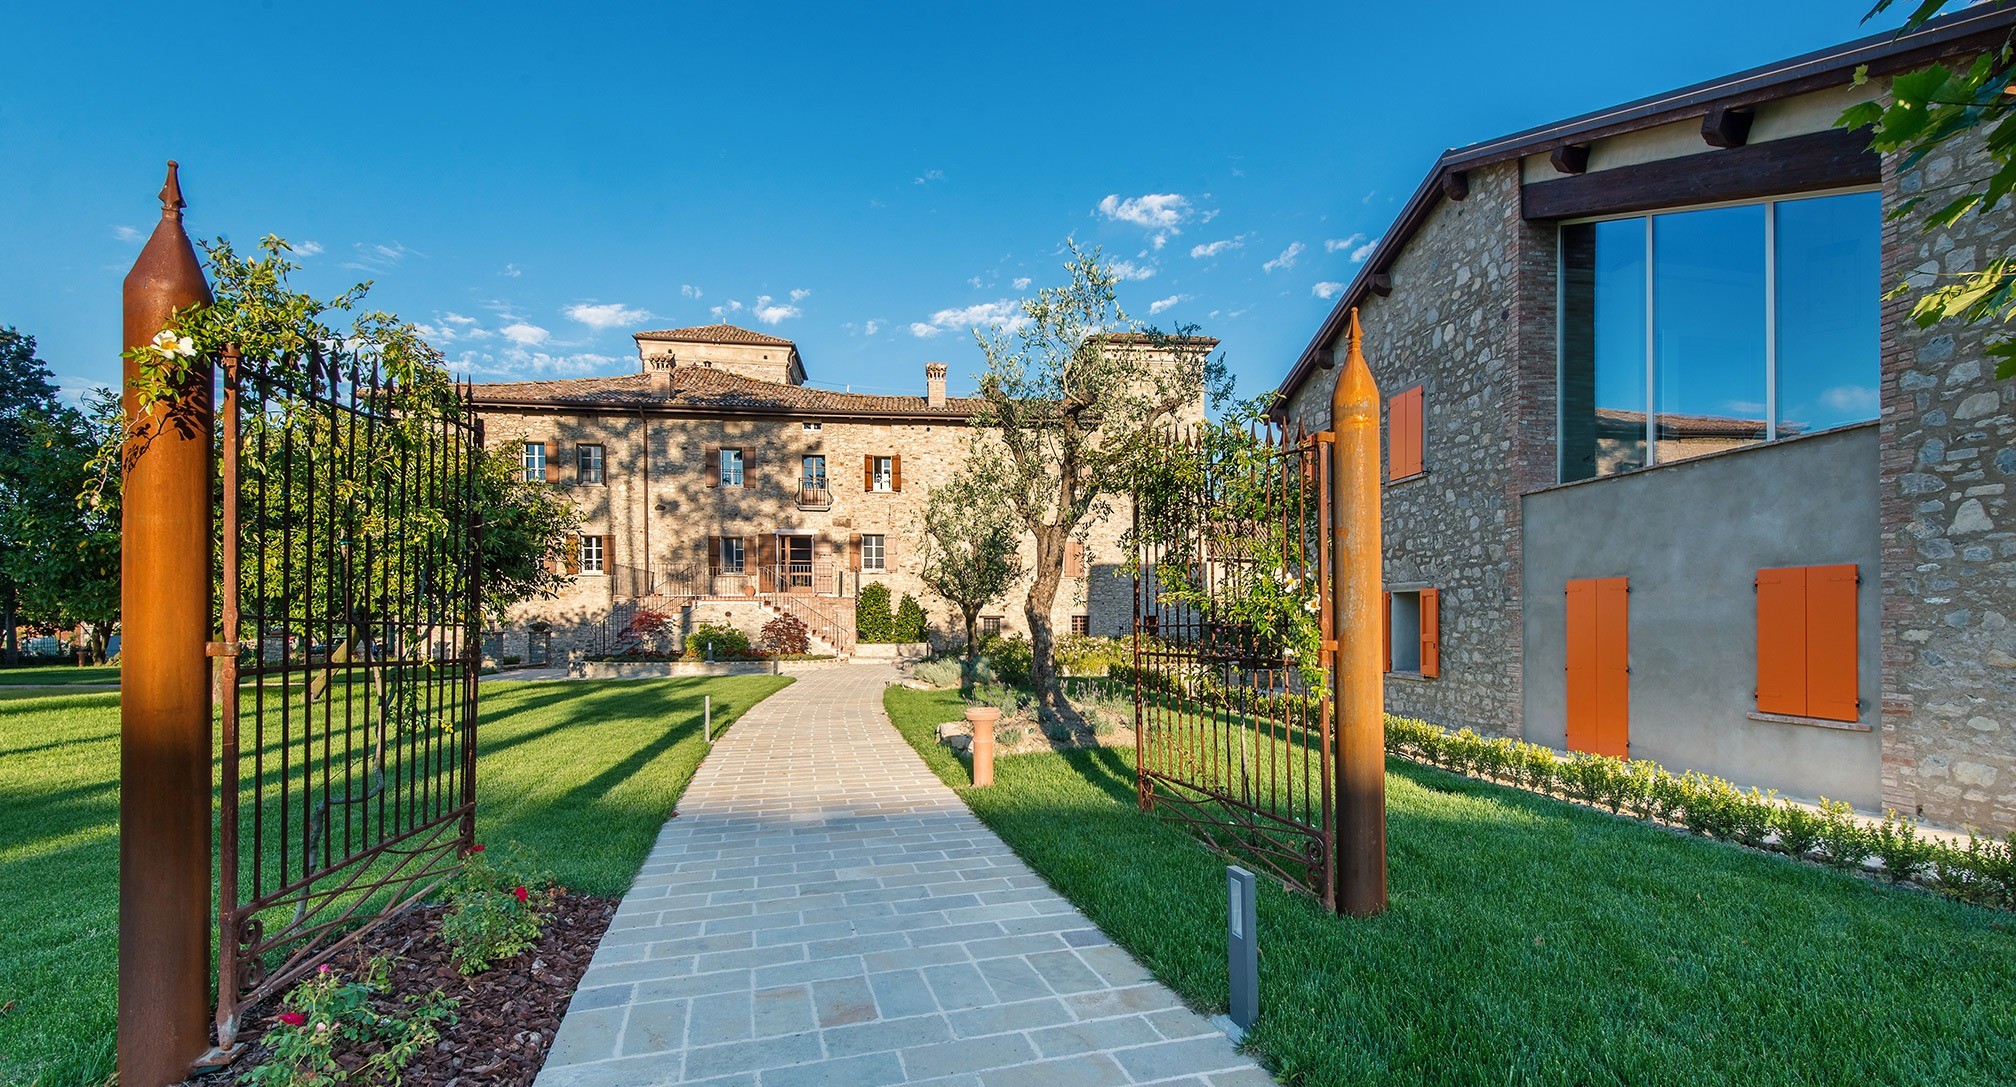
[644,353,674,395]
[925,362,948,409]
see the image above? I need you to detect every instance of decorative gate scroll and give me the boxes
[213,347,483,1050]
[1131,423,1339,908]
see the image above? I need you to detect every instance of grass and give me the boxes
[0,674,790,1087]
[885,685,2016,1087]
[0,665,118,686]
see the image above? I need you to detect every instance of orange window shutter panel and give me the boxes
[892,454,903,491]
[1755,566,1809,717]
[705,446,719,487]
[1565,579,1597,754]
[1419,587,1440,678]
[543,441,558,483]
[883,535,896,567]
[849,533,862,572]
[1594,578,1630,759]
[1806,564,1860,722]
[1065,540,1084,578]
[1402,387,1425,477]
[1387,394,1405,480]
[1382,590,1393,673]
[565,538,579,576]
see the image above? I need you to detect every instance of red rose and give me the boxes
[469,844,485,853]
[278,1011,307,1027]
[512,885,529,903]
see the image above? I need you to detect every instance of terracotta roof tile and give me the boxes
[469,367,987,418]
[631,323,797,348]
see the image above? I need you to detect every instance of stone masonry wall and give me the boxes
[481,408,1133,658]
[1280,160,1533,737]
[1879,126,2016,833]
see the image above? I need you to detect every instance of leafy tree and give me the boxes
[967,243,1221,706]
[1843,1,2016,374]
[918,469,1023,686]
[893,593,927,644]
[856,582,893,644]
[0,327,63,662]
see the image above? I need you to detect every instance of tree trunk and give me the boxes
[1025,525,1065,707]
[960,606,981,693]
[1,586,17,667]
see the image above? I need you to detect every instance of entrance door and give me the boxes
[1565,577,1629,758]
[782,535,815,593]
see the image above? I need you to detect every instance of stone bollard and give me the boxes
[965,705,1000,787]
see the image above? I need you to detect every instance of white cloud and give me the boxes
[681,284,703,299]
[1012,276,1031,290]
[909,299,1026,338]
[1107,260,1156,281]
[500,322,550,346]
[501,263,523,278]
[1263,242,1305,274]
[294,240,324,256]
[442,312,477,325]
[709,300,745,320]
[452,348,618,380]
[341,242,420,273]
[1148,294,1189,315]
[1312,281,1345,300]
[1821,385,1880,413]
[55,374,113,407]
[1190,235,1248,259]
[864,319,883,336]
[789,288,812,302]
[968,275,984,289]
[1350,238,1380,263]
[915,168,945,185]
[1324,234,1365,254]
[1097,193,1193,248]
[753,295,801,325]
[112,225,142,243]
[564,302,650,331]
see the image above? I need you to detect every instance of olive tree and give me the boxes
[917,468,1023,688]
[967,243,1222,706]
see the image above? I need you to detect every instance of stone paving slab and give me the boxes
[536,664,1274,1087]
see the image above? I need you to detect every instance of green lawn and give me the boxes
[0,665,118,686]
[886,686,2016,1087]
[0,674,790,1087]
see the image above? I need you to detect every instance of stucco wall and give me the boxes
[1878,125,2016,833]
[1523,425,1884,809]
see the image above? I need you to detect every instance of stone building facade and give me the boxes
[1273,8,2016,832]
[471,324,1199,661]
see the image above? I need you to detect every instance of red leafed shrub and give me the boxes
[759,614,810,656]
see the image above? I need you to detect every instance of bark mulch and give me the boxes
[206,892,615,1086]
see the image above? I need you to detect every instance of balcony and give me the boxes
[797,484,833,510]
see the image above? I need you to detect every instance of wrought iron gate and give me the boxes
[1131,423,1338,907]
[213,346,483,1049]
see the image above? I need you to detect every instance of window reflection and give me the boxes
[1776,192,1880,435]
[1654,205,1768,464]
[1560,219,1647,481]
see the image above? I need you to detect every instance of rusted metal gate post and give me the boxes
[1329,309,1387,916]
[119,162,216,1083]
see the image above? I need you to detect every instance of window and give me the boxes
[1388,386,1424,481]
[1756,564,1859,721]
[719,536,745,573]
[981,616,1002,637]
[803,421,822,432]
[576,443,604,485]
[717,447,744,487]
[1383,588,1439,678]
[1071,615,1090,636]
[577,534,604,575]
[802,454,827,490]
[867,454,898,492]
[522,441,546,482]
[1558,191,1879,482]
[862,533,886,572]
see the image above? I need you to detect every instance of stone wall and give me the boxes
[1279,160,1535,737]
[1878,125,2016,832]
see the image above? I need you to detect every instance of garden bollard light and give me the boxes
[965,705,1000,787]
[705,694,713,743]
[1227,866,1258,1033]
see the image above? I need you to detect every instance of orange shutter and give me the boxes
[1388,387,1424,480]
[849,533,862,572]
[883,535,896,569]
[1419,587,1440,678]
[1755,567,1808,716]
[543,440,558,483]
[891,454,903,492]
[705,446,719,488]
[1382,590,1392,673]
[1807,564,1860,722]
[1064,540,1084,577]
[565,535,580,576]
[1594,577,1629,758]
[864,455,875,491]
[1565,580,1597,753]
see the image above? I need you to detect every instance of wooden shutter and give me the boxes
[1755,566,1808,716]
[864,455,875,491]
[543,440,558,483]
[883,534,895,569]
[891,454,903,492]
[1807,565,1859,722]
[1064,540,1085,578]
[1419,587,1440,678]
[705,534,719,570]
[757,533,777,584]
[705,446,720,488]
[1566,577,1629,758]
[1382,590,1392,673]
[1388,387,1423,480]
[849,533,862,572]
[565,535,580,575]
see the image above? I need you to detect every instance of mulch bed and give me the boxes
[203,893,615,1086]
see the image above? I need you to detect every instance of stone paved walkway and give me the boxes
[536,664,1274,1087]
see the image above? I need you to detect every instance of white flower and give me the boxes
[150,328,195,359]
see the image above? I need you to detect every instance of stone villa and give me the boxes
[471,324,1203,660]
[1272,7,2016,832]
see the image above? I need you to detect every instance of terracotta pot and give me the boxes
[964,706,1000,787]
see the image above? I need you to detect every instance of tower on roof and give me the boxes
[632,323,806,386]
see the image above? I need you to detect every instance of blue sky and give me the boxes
[2,2,1882,407]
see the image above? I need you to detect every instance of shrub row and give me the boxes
[1384,717,2016,909]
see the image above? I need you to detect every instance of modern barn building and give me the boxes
[1271,9,2016,833]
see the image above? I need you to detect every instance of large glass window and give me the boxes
[1558,191,1878,482]
[719,448,744,487]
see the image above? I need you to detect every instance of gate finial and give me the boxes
[159,160,186,219]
